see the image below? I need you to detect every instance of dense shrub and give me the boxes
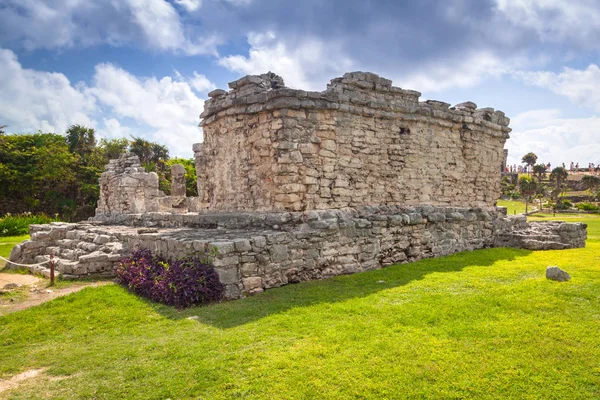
[576,202,600,211]
[115,249,223,307]
[555,199,573,210]
[0,212,59,236]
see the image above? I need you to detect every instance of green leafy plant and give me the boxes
[576,202,600,212]
[0,213,60,236]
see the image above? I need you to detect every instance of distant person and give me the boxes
[570,161,574,171]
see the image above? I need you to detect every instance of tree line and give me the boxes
[0,125,197,221]
[502,152,600,213]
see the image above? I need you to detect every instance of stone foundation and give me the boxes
[9,206,587,299]
[7,71,589,301]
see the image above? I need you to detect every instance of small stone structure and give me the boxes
[96,154,160,215]
[9,71,587,299]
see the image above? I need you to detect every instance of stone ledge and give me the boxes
[11,207,586,300]
[199,71,511,135]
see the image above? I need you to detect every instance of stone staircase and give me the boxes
[9,223,125,279]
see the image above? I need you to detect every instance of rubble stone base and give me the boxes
[9,206,587,300]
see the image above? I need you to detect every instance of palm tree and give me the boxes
[518,175,537,214]
[549,166,569,210]
[129,137,169,168]
[582,175,600,200]
[532,163,547,183]
[521,152,538,176]
[150,143,169,171]
[129,137,154,165]
[0,124,7,135]
[65,125,96,157]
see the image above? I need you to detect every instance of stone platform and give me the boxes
[9,206,587,299]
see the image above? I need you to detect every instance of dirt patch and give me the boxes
[0,278,113,315]
[0,272,41,288]
[0,368,46,394]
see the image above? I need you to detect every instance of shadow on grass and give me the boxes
[153,247,532,329]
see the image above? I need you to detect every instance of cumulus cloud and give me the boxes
[89,63,206,155]
[0,48,211,157]
[219,31,518,92]
[396,51,511,92]
[506,109,600,166]
[0,0,220,55]
[518,65,600,112]
[0,48,96,134]
[496,0,600,49]
[174,0,203,12]
[219,32,353,90]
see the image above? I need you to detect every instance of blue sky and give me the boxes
[1,0,599,166]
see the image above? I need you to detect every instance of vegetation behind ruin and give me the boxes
[0,126,197,221]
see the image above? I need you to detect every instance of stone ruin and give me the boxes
[9,71,587,299]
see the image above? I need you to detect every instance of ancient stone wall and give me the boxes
[10,207,586,299]
[197,72,511,212]
[96,154,160,216]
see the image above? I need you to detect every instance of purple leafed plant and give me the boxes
[115,249,223,307]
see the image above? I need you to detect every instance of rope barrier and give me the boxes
[0,255,52,268]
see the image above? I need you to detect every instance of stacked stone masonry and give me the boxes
[8,71,588,300]
[197,72,511,211]
[10,206,586,299]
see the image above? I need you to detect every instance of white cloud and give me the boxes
[98,118,133,140]
[0,48,96,135]
[518,64,600,112]
[219,32,520,93]
[506,109,600,166]
[89,63,208,156]
[174,0,203,12]
[219,32,354,90]
[0,0,220,55]
[496,0,600,47]
[395,51,510,92]
[0,48,212,157]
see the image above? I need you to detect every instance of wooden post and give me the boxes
[49,251,55,286]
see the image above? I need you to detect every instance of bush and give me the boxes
[555,199,573,210]
[115,249,223,307]
[0,212,59,236]
[576,202,600,211]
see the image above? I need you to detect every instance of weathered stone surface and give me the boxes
[9,206,587,299]
[546,266,571,282]
[95,153,160,216]
[197,71,511,212]
[170,164,187,199]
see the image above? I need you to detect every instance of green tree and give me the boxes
[129,137,154,165]
[582,175,600,200]
[518,175,538,214]
[521,152,538,176]
[165,158,198,197]
[532,163,547,182]
[66,124,96,159]
[549,166,569,211]
[99,138,129,161]
[0,124,7,135]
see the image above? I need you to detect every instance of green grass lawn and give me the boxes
[0,235,29,268]
[1,219,600,399]
[497,199,535,215]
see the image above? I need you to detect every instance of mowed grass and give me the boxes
[0,235,29,268]
[497,199,530,215]
[1,219,600,399]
